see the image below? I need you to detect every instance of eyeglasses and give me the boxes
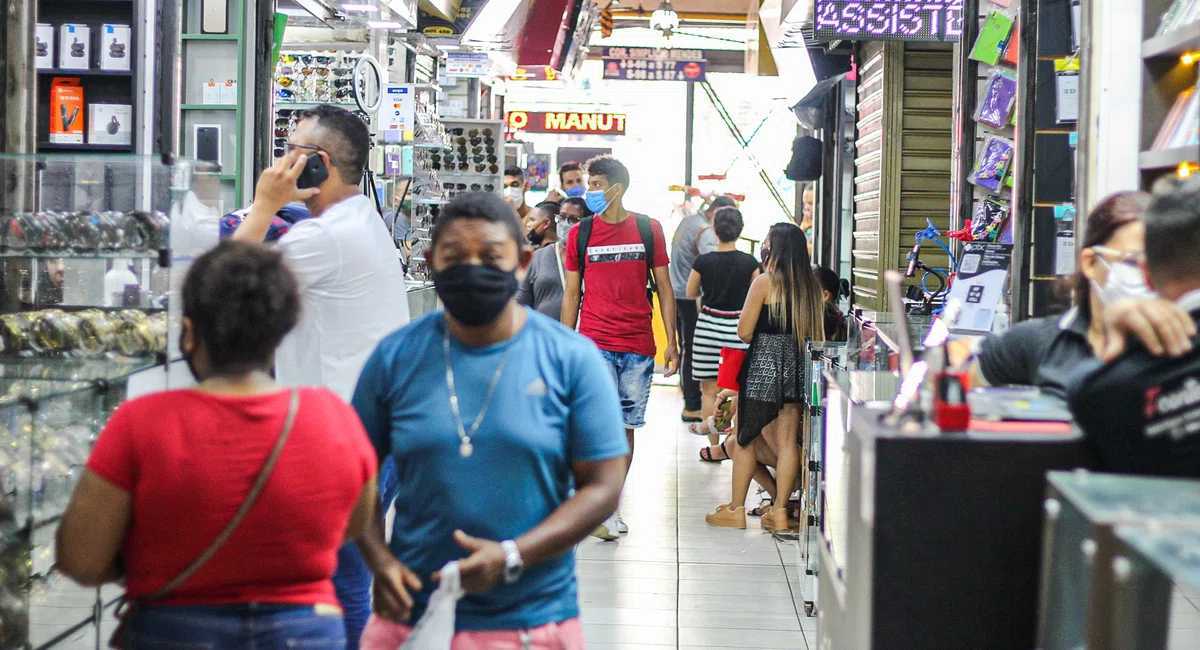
[1090,245,1145,267]
[282,142,336,166]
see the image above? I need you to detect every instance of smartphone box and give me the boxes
[219,80,238,104]
[35,24,54,70]
[202,80,221,104]
[50,78,85,144]
[59,24,91,70]
[99,24,131,71]
[88,104,132,145]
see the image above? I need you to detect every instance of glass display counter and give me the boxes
[0,154,217,649]
[1110,525,1200,650]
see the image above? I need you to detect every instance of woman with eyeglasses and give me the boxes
[517,197,593,321]
[953,192,1196,397]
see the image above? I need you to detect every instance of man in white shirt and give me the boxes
[234,104,408,650]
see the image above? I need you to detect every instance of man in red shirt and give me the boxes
[562,155,679,539]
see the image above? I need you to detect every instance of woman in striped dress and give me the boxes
[685,208,760,450]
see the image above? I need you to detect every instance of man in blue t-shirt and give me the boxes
[351,191,628,642]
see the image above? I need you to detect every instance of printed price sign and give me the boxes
[446,53,489,78]
[602,59,706,82]
[814,0,964,42]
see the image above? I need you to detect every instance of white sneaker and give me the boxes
[614,508,628,534]
[591,514,620,541]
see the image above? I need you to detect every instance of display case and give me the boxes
[1037,471,1200,650]
[1109,525,1200,650]
[0,153,217,649]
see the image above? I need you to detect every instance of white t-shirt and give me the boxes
[275,194,410,400]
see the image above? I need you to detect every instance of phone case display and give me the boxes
[275,50,363,105]
[1156,0,1200,35]
[969,11,1015,66]
[977,69,1019,129]
[970,136,1015,192]
[438,118,504,201]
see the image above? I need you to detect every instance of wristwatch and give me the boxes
[501,540,524,584]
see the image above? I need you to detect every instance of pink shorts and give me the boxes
[359,614,585,650]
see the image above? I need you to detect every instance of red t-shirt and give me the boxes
[564,213,669,358]
[86,387,377,606]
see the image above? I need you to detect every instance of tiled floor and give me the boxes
[576,384,813,650]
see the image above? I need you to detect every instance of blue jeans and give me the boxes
[130,603,344,649]
[333,456,399,650]
[598,349,655,428]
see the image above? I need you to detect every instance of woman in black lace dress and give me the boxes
[706,223,825,533]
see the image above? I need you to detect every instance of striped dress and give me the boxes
[689,250,760,381]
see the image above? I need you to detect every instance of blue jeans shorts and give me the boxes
[598,349,655,429]
[130,603,345,650]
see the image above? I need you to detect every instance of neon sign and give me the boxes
[506,111,627,135]
[814,0,964,42]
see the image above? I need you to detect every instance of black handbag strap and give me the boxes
[145,388,300,600]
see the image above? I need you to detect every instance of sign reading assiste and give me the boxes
[507,111,627,136]
[602,59,706,82]
[814,0,964,42]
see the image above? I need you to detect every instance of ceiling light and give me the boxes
[367,19,404,29]
[341,3,378,12]
[650,1,680,38]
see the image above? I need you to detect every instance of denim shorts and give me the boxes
[130,603,345,650]
[598,349,655,429]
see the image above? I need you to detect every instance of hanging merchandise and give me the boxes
[971,198,1011,243]
[969,11,1015,66]
[969,135,1015,192]
[1054,58,1080,124]
[1070,0,1081,52]
[976,69,1019,129]
[1002,24,1019,65]
[1054,205,1077,276]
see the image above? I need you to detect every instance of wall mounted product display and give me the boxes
[1139,0,1200,187]
[439,118,503,201]
[1036,472,1200,650]
[1108,526,1200,650]
[36,0,139,155]
[0,153,217,650]
[275,50,365,107]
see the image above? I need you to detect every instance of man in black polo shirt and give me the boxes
[1068,179,1200,477]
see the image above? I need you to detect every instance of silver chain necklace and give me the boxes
[442,318,514,458]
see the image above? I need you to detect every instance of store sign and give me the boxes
[814,0,964,42]
[507,111,627,135]
[602,58,706,82]
[417,0,485,36]
[596,47,705,61]
[446,53,489,77]
[505,66,562,81]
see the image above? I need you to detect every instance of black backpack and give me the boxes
[576,213,658,305]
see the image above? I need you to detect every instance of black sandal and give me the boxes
[699,439,731,463]
[748,499,774,517]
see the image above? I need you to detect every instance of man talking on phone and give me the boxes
[233,104,409,649]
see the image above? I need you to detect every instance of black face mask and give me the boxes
[527,228,546,247]
[433,264,518,327]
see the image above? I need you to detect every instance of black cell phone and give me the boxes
[296,152,329,189]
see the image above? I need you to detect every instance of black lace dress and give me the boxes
[735,304,804,446]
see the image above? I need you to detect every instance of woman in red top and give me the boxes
[56,241,379,649]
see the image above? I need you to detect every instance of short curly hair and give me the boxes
[182,240,300,371]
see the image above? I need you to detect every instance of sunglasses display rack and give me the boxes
[0,153,214,650]
[271,49,372,160]
[438,118,505,201]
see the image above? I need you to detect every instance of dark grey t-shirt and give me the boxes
[977,308,1100,400]
[516,243,566,321]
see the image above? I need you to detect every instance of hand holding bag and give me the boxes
[399,561,465,650]
[109,388,301,649]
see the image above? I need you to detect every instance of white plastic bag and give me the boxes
[400,561,464,650]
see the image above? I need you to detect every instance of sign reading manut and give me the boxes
[814,0,964,42]
[507,111,627,136]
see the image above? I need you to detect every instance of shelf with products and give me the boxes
[270,46,372,162]
[1141,0,1200,189]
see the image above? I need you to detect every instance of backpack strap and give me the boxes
[576,216,595,276]
[636,214,658,304]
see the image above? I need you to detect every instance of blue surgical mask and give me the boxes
[585,187,614,214]
[564,185,586,198]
